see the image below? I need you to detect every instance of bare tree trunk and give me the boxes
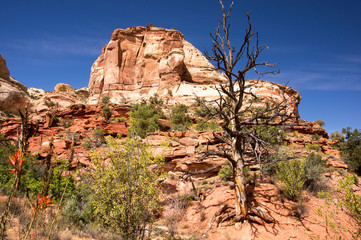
[233,141,248,219]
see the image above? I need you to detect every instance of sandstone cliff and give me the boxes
[88,26,301,118]
[88,26,226,104]
[0,55,29,115]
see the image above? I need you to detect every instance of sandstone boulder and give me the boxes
[0,55,29,115]
[54,83,73,93]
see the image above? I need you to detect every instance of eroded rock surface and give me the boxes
[0,55,29,115]
[88,26,226,105]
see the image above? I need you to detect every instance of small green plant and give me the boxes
[304,152,327,193]
[306,144,322,152]
[102,104,112,122]
[129,102,163,138]
[167,89,173,96]
[277,159,306,201]
[92,127,105,147]
[149,93,163,106]
[170,104,192,131]
[314,119,325,127]
[44,99,55,108]
[59,117,72,128]
[101,96,110,104]
[311,134,321,141]
[146,23,156,28]
[2,110,14,118]
[218,164,233,181]
[114,117,126,123]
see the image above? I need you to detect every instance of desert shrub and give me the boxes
[101,96,110,104]
[305,143,322,152]
[0,136,16,193]
[303,152,327,193]
[195,120,221,131]
[170,104,192,131]
[330,131,344,142]
[92,127,105,147]
[146,23,156,28]
[277,159,305,201]
[252,125,285,145]
[44,99,55,108]
[59,117,72,128]
[82,138,92,149]
[90,136,163,239]
[102,104,112,122]
[311,134,321,141]
[339,127,361,175]
[114,117,126,123]
[218,164,233,181]
[314,119,325,127]
[2,110,14,118]
[66,131,80,143]
[129,102,163,138]
[149,93,163,106]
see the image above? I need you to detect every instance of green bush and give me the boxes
[311,134,321,141]
[330,131,344,142]
[314,119,325,127]
[129,102,163,138]
[304,152,327,193]
[305,144,322,152]
[195,120,221,131]
[90,136,163,239]
[114,117,126,123]
[339,127,361,175]
[218,164,233,181]
[92,127,106,147]
[170,104,192,131]
[277,159,305,201]
[101,96,110,104]
[102,104,112,122]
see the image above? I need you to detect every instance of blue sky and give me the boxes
[1,0,360,134]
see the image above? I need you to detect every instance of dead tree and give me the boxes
[187,0,298,224]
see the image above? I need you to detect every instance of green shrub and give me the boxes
[129,102,163,138]
[311,134,321,141]
[114,117,126,123]
[218,164,233,181]
[92,127,105,147]
[44,99,55,108]
[314,119,325,127]
[2,110,14,118]
[170,104,192,131]
[149,93,163,106]
[101,96,110,104]
[195,120,221,131]
[277,159,305,201]
[305,144,322,152]
[330,131,344,142]
[90,136,163,239]
[102,104,112,122]
[304,152,327,193]
[339,127,361,174]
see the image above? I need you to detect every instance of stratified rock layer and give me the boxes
[88,26,226,104]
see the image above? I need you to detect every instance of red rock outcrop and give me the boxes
[88,26,226,104]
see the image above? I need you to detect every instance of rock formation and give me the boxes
[0,55,30,115]
[88,26,226,104]
[88,27,301,118]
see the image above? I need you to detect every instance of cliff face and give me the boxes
[88,26,226,104]
[0,55,29,115]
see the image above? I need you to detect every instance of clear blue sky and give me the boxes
[1,0,360,134]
